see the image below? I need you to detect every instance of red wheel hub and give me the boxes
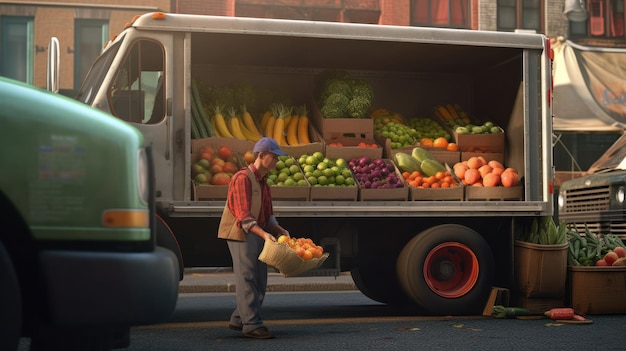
[423,242,479,298]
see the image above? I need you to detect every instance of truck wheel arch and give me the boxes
[156,214,184,280]
[397,224,494,315]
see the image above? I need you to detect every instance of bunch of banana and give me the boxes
[210,105,263,142]
[260,103,311,146]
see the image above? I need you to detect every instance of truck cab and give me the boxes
[558,132,626,242]
[0,77,179,350]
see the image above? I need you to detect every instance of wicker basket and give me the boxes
[258,240,329,277]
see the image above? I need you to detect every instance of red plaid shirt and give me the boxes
[226,164,275,232]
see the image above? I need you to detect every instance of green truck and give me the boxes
[0,77,179,350]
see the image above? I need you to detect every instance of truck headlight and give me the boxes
[617,186,625,204]
[558,193,565,209]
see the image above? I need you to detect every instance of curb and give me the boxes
[179,282,357,294]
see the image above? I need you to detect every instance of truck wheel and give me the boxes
[156,214,184,280]
[397,224,494,315]
[0,241,21,351]
[351,264,408,305]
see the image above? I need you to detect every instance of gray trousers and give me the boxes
[227,233,268,333]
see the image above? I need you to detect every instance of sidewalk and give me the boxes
[179,267,357,293]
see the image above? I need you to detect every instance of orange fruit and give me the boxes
[488,160,504,170]
[466,156,485,170]
[303,249,314,261]
[446,142,459,151]
[501,169,520,187]
[420,138,434,147]
[464,168,481,185]
[482,172,501,187]
[478,165,493,178]
[433,137,449,149]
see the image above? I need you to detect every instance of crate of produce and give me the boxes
[349,158,408,201]
[267,155,310,201]
[451,127,505,153]
[299,152,359,201]
[311,70,374,140]
[567,266,626,315]
[191,142,244,200]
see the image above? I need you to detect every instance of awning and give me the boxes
[552,39,626,132]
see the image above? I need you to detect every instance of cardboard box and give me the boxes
[193,183,229,200]
[357,161,409,201]
[514,240,568,299]
[465,186,523,201]
[325,141,382,162]
[409,186,464,201]
[310,99,374,141]
[309,185,358,201]
[567,266,626,315]
[452,128,505,153]
[270,185,310,201]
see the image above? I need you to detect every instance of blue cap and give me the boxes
[253,137,287,156]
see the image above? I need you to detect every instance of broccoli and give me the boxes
[316,70,374,119]
[320,93,350,118]
[347,95,372,118]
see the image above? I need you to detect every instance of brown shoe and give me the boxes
[228,324,242,332]
[243,327,274,339]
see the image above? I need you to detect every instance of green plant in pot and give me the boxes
[516,216,567,245]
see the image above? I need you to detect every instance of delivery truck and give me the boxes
[69,12,554,316]
[0,77,179,350]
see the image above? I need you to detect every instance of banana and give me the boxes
[264,115,276,138]
[228,116,247,140]
[297,114,311,144]
[242,110,263,139]
[213,109,234,138]
[286,115,299,146]
[239,118,262,142]
[273,117,285,145]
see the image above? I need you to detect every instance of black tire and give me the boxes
[351,263,409,305]
[0,241,21,351]
[397,224,494,315]
[156,214,184,280]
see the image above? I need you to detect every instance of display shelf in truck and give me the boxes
[0,77,179,350]
[70,12,554,316]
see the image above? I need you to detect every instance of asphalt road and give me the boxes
[129,291,626,350]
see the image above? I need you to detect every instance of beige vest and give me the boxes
[217,167,262,241]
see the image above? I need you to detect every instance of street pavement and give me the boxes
[179,267,357,293]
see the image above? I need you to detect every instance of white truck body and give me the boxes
[74,13,553,315]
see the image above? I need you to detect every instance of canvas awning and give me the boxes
[552,38,626,132]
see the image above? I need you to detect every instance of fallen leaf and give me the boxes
[453,324,464,328]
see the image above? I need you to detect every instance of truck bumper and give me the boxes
[39,247,179,326]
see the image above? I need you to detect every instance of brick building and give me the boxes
[0,0,614,92]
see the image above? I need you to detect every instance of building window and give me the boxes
[75,19,108,89]
[1,16,34,83]
[411,0,470,28]
[497,0,543,32]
